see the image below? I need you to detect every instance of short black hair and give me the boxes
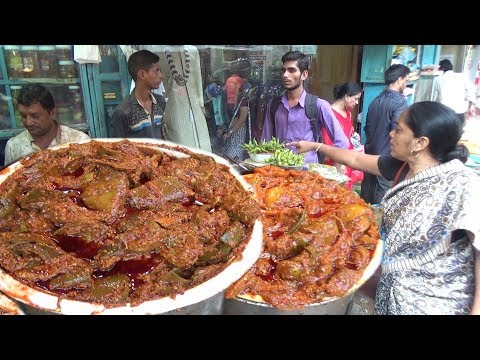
[281,51,309,73]
[384,64,410,85]
[17,84,55,112]
[127,49,160,81]
[438,59,453,71]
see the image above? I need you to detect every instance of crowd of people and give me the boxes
[1,48,478,315]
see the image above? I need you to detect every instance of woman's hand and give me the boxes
[286,141,318,153]
[222,130,233,141]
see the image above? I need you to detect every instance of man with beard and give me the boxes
[3,84,90,167]
[260,50,348,164]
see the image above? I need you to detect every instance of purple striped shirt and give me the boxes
[261,91,349,163]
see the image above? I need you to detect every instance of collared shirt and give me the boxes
[364,89,408,156]
[4,124,91,167]
[110,92,166,139]
[432,70,471,114]
[261,91,349,163]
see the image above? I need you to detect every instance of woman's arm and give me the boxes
[287,140,382,176]
[224,106,248,139]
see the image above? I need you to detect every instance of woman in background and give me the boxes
[220,60,251,161]
[322,82,364,190]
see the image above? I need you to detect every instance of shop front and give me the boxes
[0,45,361,166]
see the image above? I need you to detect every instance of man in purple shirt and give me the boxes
[261,51,349,164]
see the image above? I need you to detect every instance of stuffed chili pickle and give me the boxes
[0,140,261,307]
[226,166,380,310]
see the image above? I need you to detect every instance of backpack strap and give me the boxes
[305,93,320,142]
[305,94,328,163]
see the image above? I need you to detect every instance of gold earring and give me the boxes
[410,149,419,158]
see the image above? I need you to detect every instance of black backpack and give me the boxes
[268,93,332,162]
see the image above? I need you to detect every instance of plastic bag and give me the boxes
[350,132,364,182]
[397,47,415,65]
[73,45,101,64]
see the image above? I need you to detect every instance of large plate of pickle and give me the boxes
[0,139,263,314]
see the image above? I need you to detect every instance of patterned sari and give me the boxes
[374,159,480,315]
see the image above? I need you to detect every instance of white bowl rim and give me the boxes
[247,152,274,164]
[234,232,384,308]
[0,138,263,315]
[0,290,25,315]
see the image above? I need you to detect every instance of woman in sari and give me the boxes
[288,101,480,315]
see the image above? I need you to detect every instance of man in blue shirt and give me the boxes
[361,64,410,204]
[110,50,165,139]
[261,51,348,164]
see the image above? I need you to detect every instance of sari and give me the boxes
[374,159,480,314]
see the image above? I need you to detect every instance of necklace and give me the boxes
[165,48,190,86]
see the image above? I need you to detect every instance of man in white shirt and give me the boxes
[432,59,473,119]
[4,84,90,167]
